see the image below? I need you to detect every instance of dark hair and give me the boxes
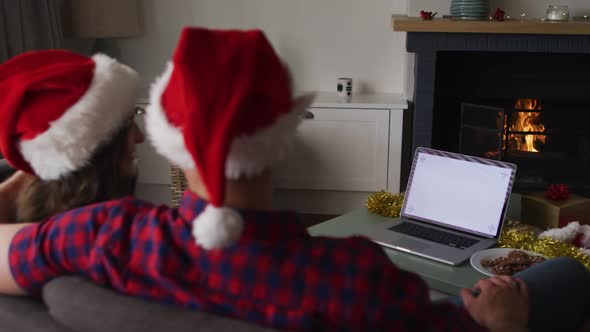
[16,125,137,222]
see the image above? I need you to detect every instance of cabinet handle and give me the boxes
[302,111,315,120]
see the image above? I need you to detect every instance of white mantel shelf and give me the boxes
[309,92,407,110]
[139,93,409,110]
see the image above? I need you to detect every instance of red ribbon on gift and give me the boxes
[546,184,570,202]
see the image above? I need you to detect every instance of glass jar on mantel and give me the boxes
[546,5,570,21]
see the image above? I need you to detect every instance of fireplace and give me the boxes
[405,32,590,195]
[433,51,590,192]
[458,99,590,191]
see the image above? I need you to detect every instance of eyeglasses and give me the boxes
[134,106,146,116]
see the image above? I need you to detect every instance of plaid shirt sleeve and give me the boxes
[293,236,487,332]
[8,199,133,295]
[8,194,487,331]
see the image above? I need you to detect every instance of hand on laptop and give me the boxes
[460,276,529,332]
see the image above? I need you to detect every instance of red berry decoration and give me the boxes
[420,10,437,21]
[493,8,506,21]
[545,184,570,202]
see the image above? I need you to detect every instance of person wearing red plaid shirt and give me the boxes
[1,27,589,332]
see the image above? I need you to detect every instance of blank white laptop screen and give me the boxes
[403,152,512,237]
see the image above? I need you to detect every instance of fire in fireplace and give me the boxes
[508,98,546,153]
[459,98,590,192]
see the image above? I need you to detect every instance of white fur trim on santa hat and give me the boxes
[580,224,590,248]
[145,62,195,169]
[19,54,139,180]
[145,61,316,178]
[540,221,582,242]
[192,205,244,250]
[225,94,315,179]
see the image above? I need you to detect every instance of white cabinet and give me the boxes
[134,93,408,212]
[273,107,389,192]
[272,93,407,215]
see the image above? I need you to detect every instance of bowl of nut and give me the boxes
[470,248,547,276]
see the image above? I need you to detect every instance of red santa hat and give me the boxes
[145,27,315,250]
[0,50,140,180]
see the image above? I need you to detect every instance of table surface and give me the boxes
[308,209,487,295]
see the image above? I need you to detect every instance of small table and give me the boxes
[308,209,486,295]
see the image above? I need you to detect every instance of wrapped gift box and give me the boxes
[521,192,590,230]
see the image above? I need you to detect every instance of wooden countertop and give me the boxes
[392,15,590,35]
[138,93,409,110]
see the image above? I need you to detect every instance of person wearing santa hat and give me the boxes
[0,49,145,223]
[0,27,589,332]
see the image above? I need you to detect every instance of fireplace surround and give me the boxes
[404,30,590,194]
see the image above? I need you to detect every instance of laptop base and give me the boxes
[364,217,497,266]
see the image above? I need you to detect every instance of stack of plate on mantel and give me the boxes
[450,0,490,20]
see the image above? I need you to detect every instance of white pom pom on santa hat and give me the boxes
[192,205,244,250]
[579,224,590,248]
[540,222,590,255]
[540,221,582,242]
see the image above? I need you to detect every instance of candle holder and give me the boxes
[546,5,570,22]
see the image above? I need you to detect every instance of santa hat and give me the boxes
[146,27,315,250]
[540,222,590,256]
[0,50,140,180]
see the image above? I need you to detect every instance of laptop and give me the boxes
[364,147,517,265]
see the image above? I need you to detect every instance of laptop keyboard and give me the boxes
[389,222,479,249]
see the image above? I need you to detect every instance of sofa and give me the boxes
[0,277,279,332]
[0,164,281,331]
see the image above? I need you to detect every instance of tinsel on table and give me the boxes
[498,220,590,270]
[366,191,404,218]
[366,191,590,270]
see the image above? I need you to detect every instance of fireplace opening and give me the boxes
[432,51,590,194]
[459,99,590,192]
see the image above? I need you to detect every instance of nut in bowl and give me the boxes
[470,248,547,276]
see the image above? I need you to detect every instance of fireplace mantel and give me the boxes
[396,19,590,189]
[392,15,590,35]
[397,18,590,155]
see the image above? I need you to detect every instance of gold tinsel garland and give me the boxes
[498,220,590,270]
[366,191,590,270]
[366,191,405,218]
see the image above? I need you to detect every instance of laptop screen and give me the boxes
[402,148,515,238]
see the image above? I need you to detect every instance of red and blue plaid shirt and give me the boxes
[10,191,484,331]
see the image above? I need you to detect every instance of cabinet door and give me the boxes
[273,108,389,192]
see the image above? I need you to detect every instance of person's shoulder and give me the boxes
[66,196,172,220]
[76,196,150,211]
[104,196,172,210]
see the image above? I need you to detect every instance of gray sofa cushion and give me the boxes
[43,277,281,332]
[0,294,72,332]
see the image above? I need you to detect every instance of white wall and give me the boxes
[119,0,412,205]
[117,0,409,98]
[409,0,590,18]
[121,0,585,205]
